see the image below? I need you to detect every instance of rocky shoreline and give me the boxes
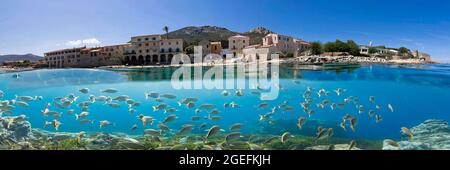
[383,119,450,150]
[0,56,436,74]
[282,56,434,65]
[0,66,35,74]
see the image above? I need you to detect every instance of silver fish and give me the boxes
[263,136,280,144]
[256,102,269,109]
[144,129,161,136]
[297,117,307,129]
[99,120,113,129]
[145,92,159,99]
[15,101,29,107]
[178,98,198,105]
[164,108,177,114]
[157,123,170,132]
[315,128,327,141]
[79,88,90,94]
[107,103,121,108]
[221,90,230,96]
[161,94,177,99]
[138,114,154,126]
[191,116,201,121]
[199,123,208,129]
[113,95,129,101]
[101,88,118,93]
[334,88,346,96]
[209,116,222,121]
[186,102,195,109]
[208,109,220,115]
[375,115,383,123]
[199,104,215,109]
[230,102,239,108]
[229,123,243,131]
[125,99,136,105]
[369,96,375,103]
[350,118,358,132]
[388,104,394,113]
[235,89,244,97]
[205,126,223,140]
[45,119,62,131]
[15,95,34,101]
[281,132,293,143]
[79,119,94,125]
[177,124,194,135]
[153,103,168,111]
[75,112,89,120]
[368,110,376,117]
[349,140,357,150]
[225,132,242,143]
[300,102,310,109]
[162,114,177,124]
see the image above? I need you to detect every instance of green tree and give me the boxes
[323,42,336,52]
[347,40,360,56]
[368,47,378,54]
[398,47,410,54]
[310,42,323,55]
[334,40,350,52]
[163,26,169,39]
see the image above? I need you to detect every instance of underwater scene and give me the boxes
[1,64,450,150]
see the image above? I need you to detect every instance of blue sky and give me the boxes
[0,0,449,62]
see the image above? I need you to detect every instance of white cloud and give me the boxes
[65,38,101,47]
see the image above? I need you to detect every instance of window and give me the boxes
[169,42,172,45]
[176,42,179,45]
[146,43,149,46]
[243,40,246,43]
[161,49,165,53]
[169,48,173,52]
[161,42,164,45]
[176,48,180,52]
[138,38,141,41]
[152,37,156,40]
[233,40,236,43]
[145,38,149,41]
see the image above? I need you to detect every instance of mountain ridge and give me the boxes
[0,54,43,63]
[167,26,275,47]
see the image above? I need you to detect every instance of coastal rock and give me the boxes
[0,116,32,141]
[304,144,361,150]
[383,120,450,150]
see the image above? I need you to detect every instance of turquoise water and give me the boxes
[1,64,449,141]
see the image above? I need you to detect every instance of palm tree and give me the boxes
[163,26,169,39]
